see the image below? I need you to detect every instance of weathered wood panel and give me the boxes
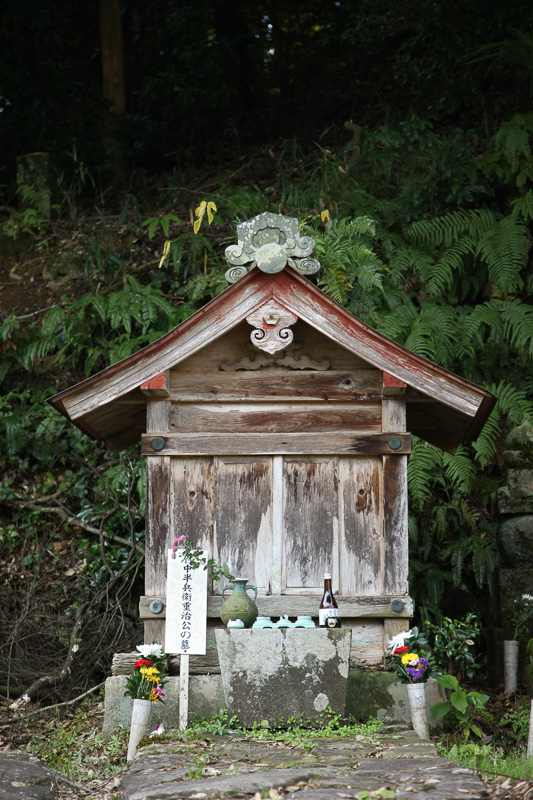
[140,594,414,619]
[348,620,385,667]
[142,432,411,456]
[213,458,273,593]
[340,457,383,595]
[383,454,409,594]
[171,458,213,553]
[283,459,338,590]
[170,370,383,402]
[171,403,381,434]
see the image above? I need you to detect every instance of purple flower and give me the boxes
[406,667,425,681]
[153,683,165,699]
[418,658,429,668]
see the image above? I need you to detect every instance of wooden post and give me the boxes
[144,399,171,645]
[382,381,409,651]
[179,654,190,731]
[166,548,207,730]
[527,700,533,758]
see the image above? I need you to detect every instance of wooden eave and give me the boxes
[48,267,496,453]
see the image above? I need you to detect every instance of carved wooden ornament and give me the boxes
[246,300,298,354]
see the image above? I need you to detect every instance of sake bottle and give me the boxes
[318,573,341,627]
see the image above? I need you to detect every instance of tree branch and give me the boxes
[6,496,144,554]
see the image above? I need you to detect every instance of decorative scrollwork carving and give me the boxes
[224,212,321,283]
[224,265,249,284]
[220,342,331,371]
[246,300,298,355]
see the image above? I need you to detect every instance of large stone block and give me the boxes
[502,422,533,468]
[497,469,533,514]
[215,628,351,727]
[498,516,533,567]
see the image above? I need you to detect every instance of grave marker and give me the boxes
[165,549,207,728]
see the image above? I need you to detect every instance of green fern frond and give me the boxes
[424,236,475,297]
[483,113,533,188]
[442,447,477,495]
[407,438,444,510]
[402,304,458,366]
[471,533,500,593]
[389,246,435,284]
[473,406,501,466]
[464,299,533,359]
[489,379,533,424]
[511,189,533,222]
[476,217,527,293]
[406,208,496,248]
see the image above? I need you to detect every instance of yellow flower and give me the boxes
[140,666,160,682]
[401,652,418,664]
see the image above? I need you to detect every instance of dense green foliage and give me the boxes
[2,1,533,696]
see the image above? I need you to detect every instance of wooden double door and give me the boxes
[171,454,407,597]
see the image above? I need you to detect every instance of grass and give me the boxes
[14,695,129,795]
[438,741,533,782]
[181,706,383,746]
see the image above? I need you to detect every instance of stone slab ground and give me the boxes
[119,725,489,800]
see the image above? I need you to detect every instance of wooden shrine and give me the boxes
[49,213,495,668]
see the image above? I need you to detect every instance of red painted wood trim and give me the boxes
[383,372,407,389]
[141,372,167,391]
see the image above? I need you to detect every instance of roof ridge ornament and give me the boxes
[224,212,321,284]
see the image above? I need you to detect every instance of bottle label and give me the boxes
[319,608,339,626]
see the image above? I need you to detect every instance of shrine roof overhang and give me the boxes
[48,267,496,454]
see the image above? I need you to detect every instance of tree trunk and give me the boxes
[99,0,126,115]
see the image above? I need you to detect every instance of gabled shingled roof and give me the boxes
[48,266,496,454]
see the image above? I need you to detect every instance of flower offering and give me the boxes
[124,643,169,703]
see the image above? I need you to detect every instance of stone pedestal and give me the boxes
[215,628,351,727]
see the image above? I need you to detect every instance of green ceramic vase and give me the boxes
[220,579,258,628]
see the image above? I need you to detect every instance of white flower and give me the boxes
[149,724,166,737]
[136,643,164,658]
[387,630,412,651]
[522,594,533,602]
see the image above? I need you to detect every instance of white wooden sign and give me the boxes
[165,549,207,655]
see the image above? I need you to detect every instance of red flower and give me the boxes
[393,645,409,655]
[135,659,152,668]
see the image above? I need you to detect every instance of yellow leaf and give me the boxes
[193,218,202,234]
[158,240,171,269]
[207,201,217,224]
[320,210,330,223]
[195,201,207,218]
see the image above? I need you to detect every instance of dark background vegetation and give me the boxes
[1,0,533,701]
